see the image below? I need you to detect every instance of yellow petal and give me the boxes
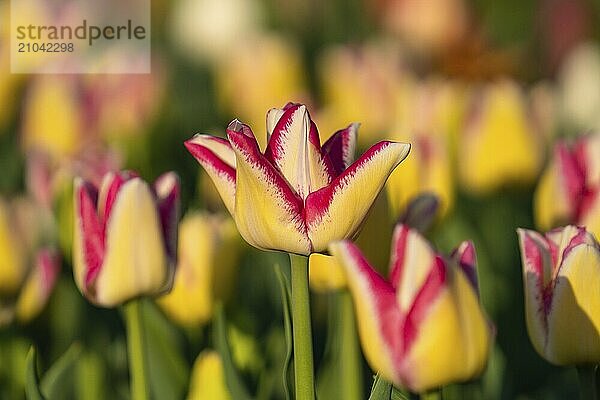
[458,81,543,194]
[0,200,26,296]
[187,350,232,400]
[94,179,169,307]
[306,141,411,252]
[158,212,241,326]
[329,241,401,385]
[545,244,600,365]
[404,266,491,392]
[228,128,311,254]
[308,253,346,292]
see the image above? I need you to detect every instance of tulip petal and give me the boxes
[322,123,358,175]
[185,134,236,215]
[264,104,334,198]
[518,228,553,358]
[93,178,169,306]
[306,141,411,252]
[402,257,490,392]
[308,253,346,292]
[545,243,600,365]
[451,241,479,294]
[388,224,436,312]
[329,240,402,385]
[73,178,104,294]
[98,171,137,228]
[154,172,181,263]
[15,248,61,323]
[227,124,311,254]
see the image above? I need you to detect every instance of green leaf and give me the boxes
[368,374,392,400]
[141,300,189,400]
[275,265,293,400]
[40,343,82,400]
[25,347,46,400]
[213,303,253,400]
[76,351,107,400]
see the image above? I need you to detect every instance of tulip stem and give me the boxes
[124,299,149,400]
[339,291,363,400]
[577,365,598,400]
[289,253,315,400]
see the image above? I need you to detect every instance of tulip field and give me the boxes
[1,0,600,399]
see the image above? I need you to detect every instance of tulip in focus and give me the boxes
[329,224,491,392]
[185,103,411,255]
[535,133,600,239]
[158,211,243,327]
[457,80,544,194]
[73,171,179,307]
[517,225,600,365]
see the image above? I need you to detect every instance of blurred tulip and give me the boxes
[158,211,242,327]
[73,171,179,307]
[21,76,85,160]
[170,0,263,65]
[457,80,544,194]
[0,197,59,326]
[534,133,600,239]
[316,41,415,147]
[386,132,453,219]
[15,248,60,323]
[329,224,491,392]
[308,253,346,292]
[185,103,411,255]
[372,0,470,54]
[187,350,232,400]
[517,225,600,365]
[215,35,308,150]
[559,43,600,133]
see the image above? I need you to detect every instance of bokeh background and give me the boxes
[1,0,600,398]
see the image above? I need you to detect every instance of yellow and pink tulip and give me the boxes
[329,224,491,393]
[185,103,411,255]
[73,171,179,307]
[535,133,600,239]
[517,225,600,365]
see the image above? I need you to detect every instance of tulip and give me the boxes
[158,211,243,327]
[385,131,453,220]
[559,43,600,133]
[21,76,83,160]
[215,36,308,150]
[517,225,600,365]
[329,224,491,393]
[308,253,346,292]
[170,0,264,65]
[73,170,179,307]
[15,248,61,323]
[534,133,600,239]
[185,103,411,255]
[187,350,232,400]
[0,197,60,326]
[316,41,416,148]
[457,80,544,194]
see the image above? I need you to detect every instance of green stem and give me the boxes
[289,254,315,400]
[339,291,363,400]
[577,365,598,400]
[124,299,149,400]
